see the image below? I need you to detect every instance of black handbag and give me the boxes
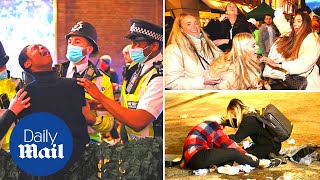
[283,75,308,90]
[282,65,315,90]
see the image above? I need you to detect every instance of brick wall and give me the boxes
[56,0,163,82]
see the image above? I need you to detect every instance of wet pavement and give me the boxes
[165,92,320,180]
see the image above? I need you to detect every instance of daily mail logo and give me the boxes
[18,129,64,159]
[10,112,73,176]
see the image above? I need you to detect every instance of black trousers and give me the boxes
[245,142,281,159]
[186,148,259,170]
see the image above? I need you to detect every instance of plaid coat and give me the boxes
[181,121,246,168]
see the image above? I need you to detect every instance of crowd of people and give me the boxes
[165,0,320,90]
[0,18,163,179]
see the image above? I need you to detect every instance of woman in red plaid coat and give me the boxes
[181,120,271,170]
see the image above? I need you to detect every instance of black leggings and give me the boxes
[187,148,259,170]
[245,143,281,159]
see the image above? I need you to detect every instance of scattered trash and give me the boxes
[280,145,320,165]
[209,165,217,172]
[217,165,239,175]
[237,164,255,173]
[276,174,292,180]
[193,168,208,175]
[243,141,250,149]
[179,114,189,119]
[287,139,295,145]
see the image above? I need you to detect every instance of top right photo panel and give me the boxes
[164,0,320,90]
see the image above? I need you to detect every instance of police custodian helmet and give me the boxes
[0,41,9,68]
[125,19,163,42]
[65,21,99,57]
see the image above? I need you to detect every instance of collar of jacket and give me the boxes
[31,71,58,83]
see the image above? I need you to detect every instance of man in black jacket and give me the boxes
[17,44,89,179]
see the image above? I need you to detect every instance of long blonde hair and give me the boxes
[210,33,261,89]
[226,99,256,128]
[166,13,221,64]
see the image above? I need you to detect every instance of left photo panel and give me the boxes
[0,0,163,179]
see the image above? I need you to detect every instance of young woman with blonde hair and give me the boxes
[263,0,320,90]
[209,32,262,90]
[226,99,281,159]
[165,13,223,90]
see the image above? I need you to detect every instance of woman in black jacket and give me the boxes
[204,2,251,52]
[226,98,281,159]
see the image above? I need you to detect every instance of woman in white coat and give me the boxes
[263,0,320,90]
[209,33,262,90]
[165,13,222,90]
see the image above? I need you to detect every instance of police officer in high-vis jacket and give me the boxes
[0,41,20,151]
[77,18,163,141]
[60,21,115,142]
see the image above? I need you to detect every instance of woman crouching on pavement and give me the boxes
[180,117,281,171]
[227,99,282,159]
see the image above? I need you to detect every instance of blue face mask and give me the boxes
[187,33,202,40]
[0,70,8,80]
[129,45,153,64]
[66,44,86,63]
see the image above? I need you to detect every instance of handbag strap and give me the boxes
[285,65,315,78]
[306,66,315,77]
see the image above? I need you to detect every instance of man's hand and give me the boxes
[88,99,107,111]
[219,14,229,22]
[279,0,286,8]
[9,88,31,115]
[77,78,103,100]
[82,100,97,125]
[246,153,258,161]
[265,58,281,68]
[213,39,229,46]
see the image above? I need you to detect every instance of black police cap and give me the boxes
[125,19,163,42]
[65,21,99,57]
[0,41,9,68]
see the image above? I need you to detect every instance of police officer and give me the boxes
[0,41,19,101]
[78,18,163,141]
[0,41,20,151]
[61,21,115,143]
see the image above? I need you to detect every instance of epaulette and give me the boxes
[98,68,111,78]
[152,60,163,76]
[55,61,70,77]
[148,60,163,85]
[88,61,102,77]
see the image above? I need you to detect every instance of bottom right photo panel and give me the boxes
[165,91,320,180]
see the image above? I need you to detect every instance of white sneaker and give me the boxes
[217,165,239,175]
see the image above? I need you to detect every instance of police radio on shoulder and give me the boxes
[83,65,95,81]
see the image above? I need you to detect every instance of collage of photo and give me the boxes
[0,0,320,179]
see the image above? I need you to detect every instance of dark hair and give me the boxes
[165,16,174,27]
[18,45,31,72]
[276,12,312,60]
[248,23,257,33]
[296,6,312,14]
[146,39,163,51]
[265,14,272,18]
